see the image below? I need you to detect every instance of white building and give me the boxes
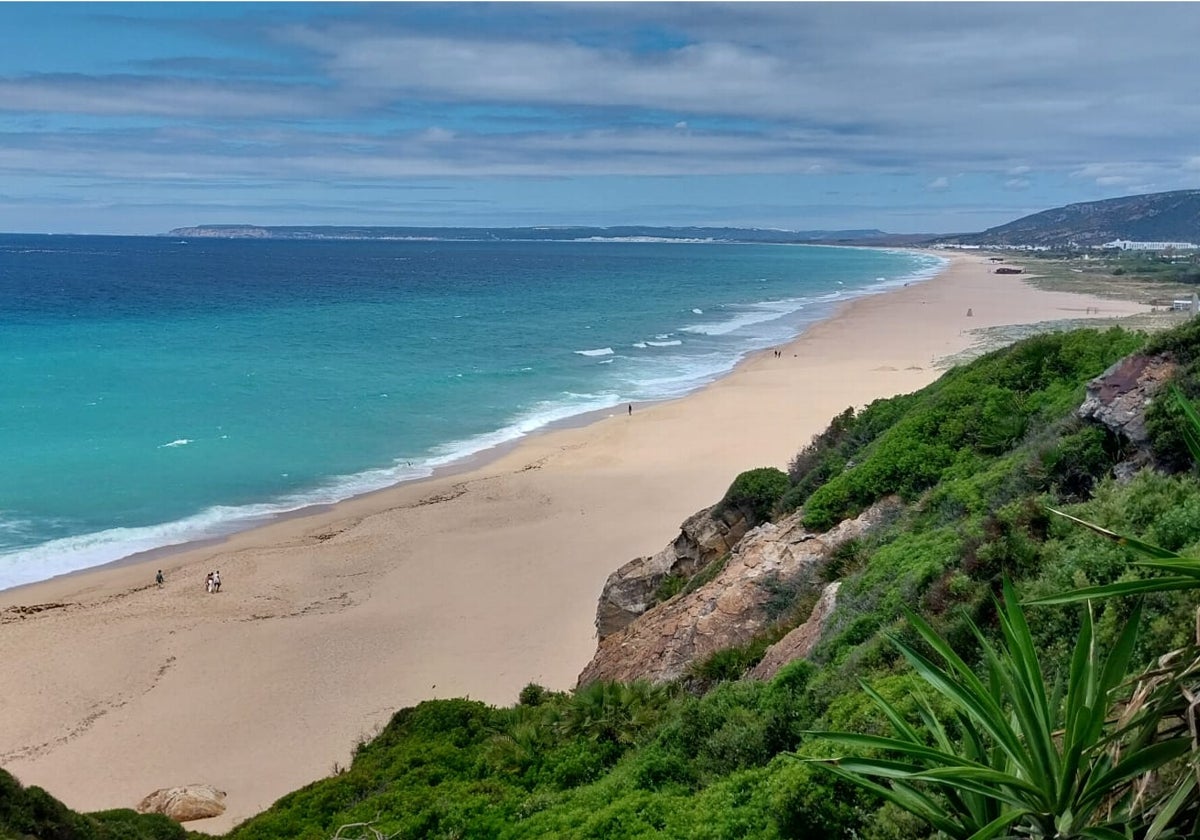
[1102,239,1200,251]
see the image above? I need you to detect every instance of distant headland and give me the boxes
[163,224,890,244]
[166,189,1200,251]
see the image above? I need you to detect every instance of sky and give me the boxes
[2,2,1200,235]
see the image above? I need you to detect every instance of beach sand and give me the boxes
[0,254,1153,832]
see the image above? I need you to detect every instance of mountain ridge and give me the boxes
[950,189,1200,248]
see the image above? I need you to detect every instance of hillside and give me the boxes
[955,189,1200,248]
[6,322,1200,839]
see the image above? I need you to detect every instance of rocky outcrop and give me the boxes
[136,785,226,822]
[1078,353,1176,446]
[595,505,750,639]
[578,498,901,687]
[1077,352,1176,478]
[749,581,841,681]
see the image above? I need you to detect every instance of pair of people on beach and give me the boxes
[205,570,222,593]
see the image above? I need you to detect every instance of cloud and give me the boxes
[0,123,839,181]
[6,3,1200,232]
[0,73,336,118]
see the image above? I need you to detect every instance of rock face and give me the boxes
[577,498,900,687]
[137,785,227,822]
[749,581,841,681]
[1078,353,1175,448]
[594,506,749,639]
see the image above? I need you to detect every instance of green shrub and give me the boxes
[652,572,686,604]
[717,467,790,525]
[518,682,548,707]
[0,770,187,840]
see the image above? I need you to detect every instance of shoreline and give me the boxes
[0,254,1155,832]
[0,248,944,596]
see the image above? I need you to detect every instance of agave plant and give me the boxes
[807,580,1193,839]
[807,387,1200,838]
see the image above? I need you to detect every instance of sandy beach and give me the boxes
[0,254,1153,832]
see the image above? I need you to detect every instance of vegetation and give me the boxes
[6,323,1200,840]
[0,769,188,840]
[810,584,1195,838]
[716,467,790,525]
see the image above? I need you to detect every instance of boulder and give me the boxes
[749,581,841,681]
[1077,352,1176,448]
[595,505,748,639]
[578,497,900,686]
[136,784,226,822]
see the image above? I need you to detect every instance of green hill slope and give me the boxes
[957,189,1200,248]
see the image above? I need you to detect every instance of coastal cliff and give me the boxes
[579,329,1184,693]
[578,498,901,686]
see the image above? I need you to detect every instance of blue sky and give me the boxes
[3,2,1199,235]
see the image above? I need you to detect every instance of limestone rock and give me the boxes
[749,581,841,681]
[1077,353,1176,447]
[137,784,226,822]
[595,505,749,639]
[578,498,900,686]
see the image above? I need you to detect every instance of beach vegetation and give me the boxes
[0,769,188,840]
[716,467,790,525]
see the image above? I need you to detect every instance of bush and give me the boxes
[0,770,187,840]
[717,467,790,525]
[518,683,548,707]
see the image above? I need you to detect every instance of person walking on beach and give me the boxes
[156,569,164,587]
[628,403,632,416]
[213,570,221,593]
[205,572,214,594]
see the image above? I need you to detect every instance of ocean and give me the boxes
[0,235,943,590]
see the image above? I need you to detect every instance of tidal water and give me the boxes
[0,235,943,589]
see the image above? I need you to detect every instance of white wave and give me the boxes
[633,342,647,349]
[655,334,671,340]
[0,515,37,538]
[692,308,703,314]
[599,358,614,364]
[680,303,799,336]
[0,391,633,591]
[0,463,432,591]
[646,340,683,347]
[576,236,716,243]
[159,438,193,448]
[574,347,614,357]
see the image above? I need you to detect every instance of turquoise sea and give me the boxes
[0,236,943,590]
